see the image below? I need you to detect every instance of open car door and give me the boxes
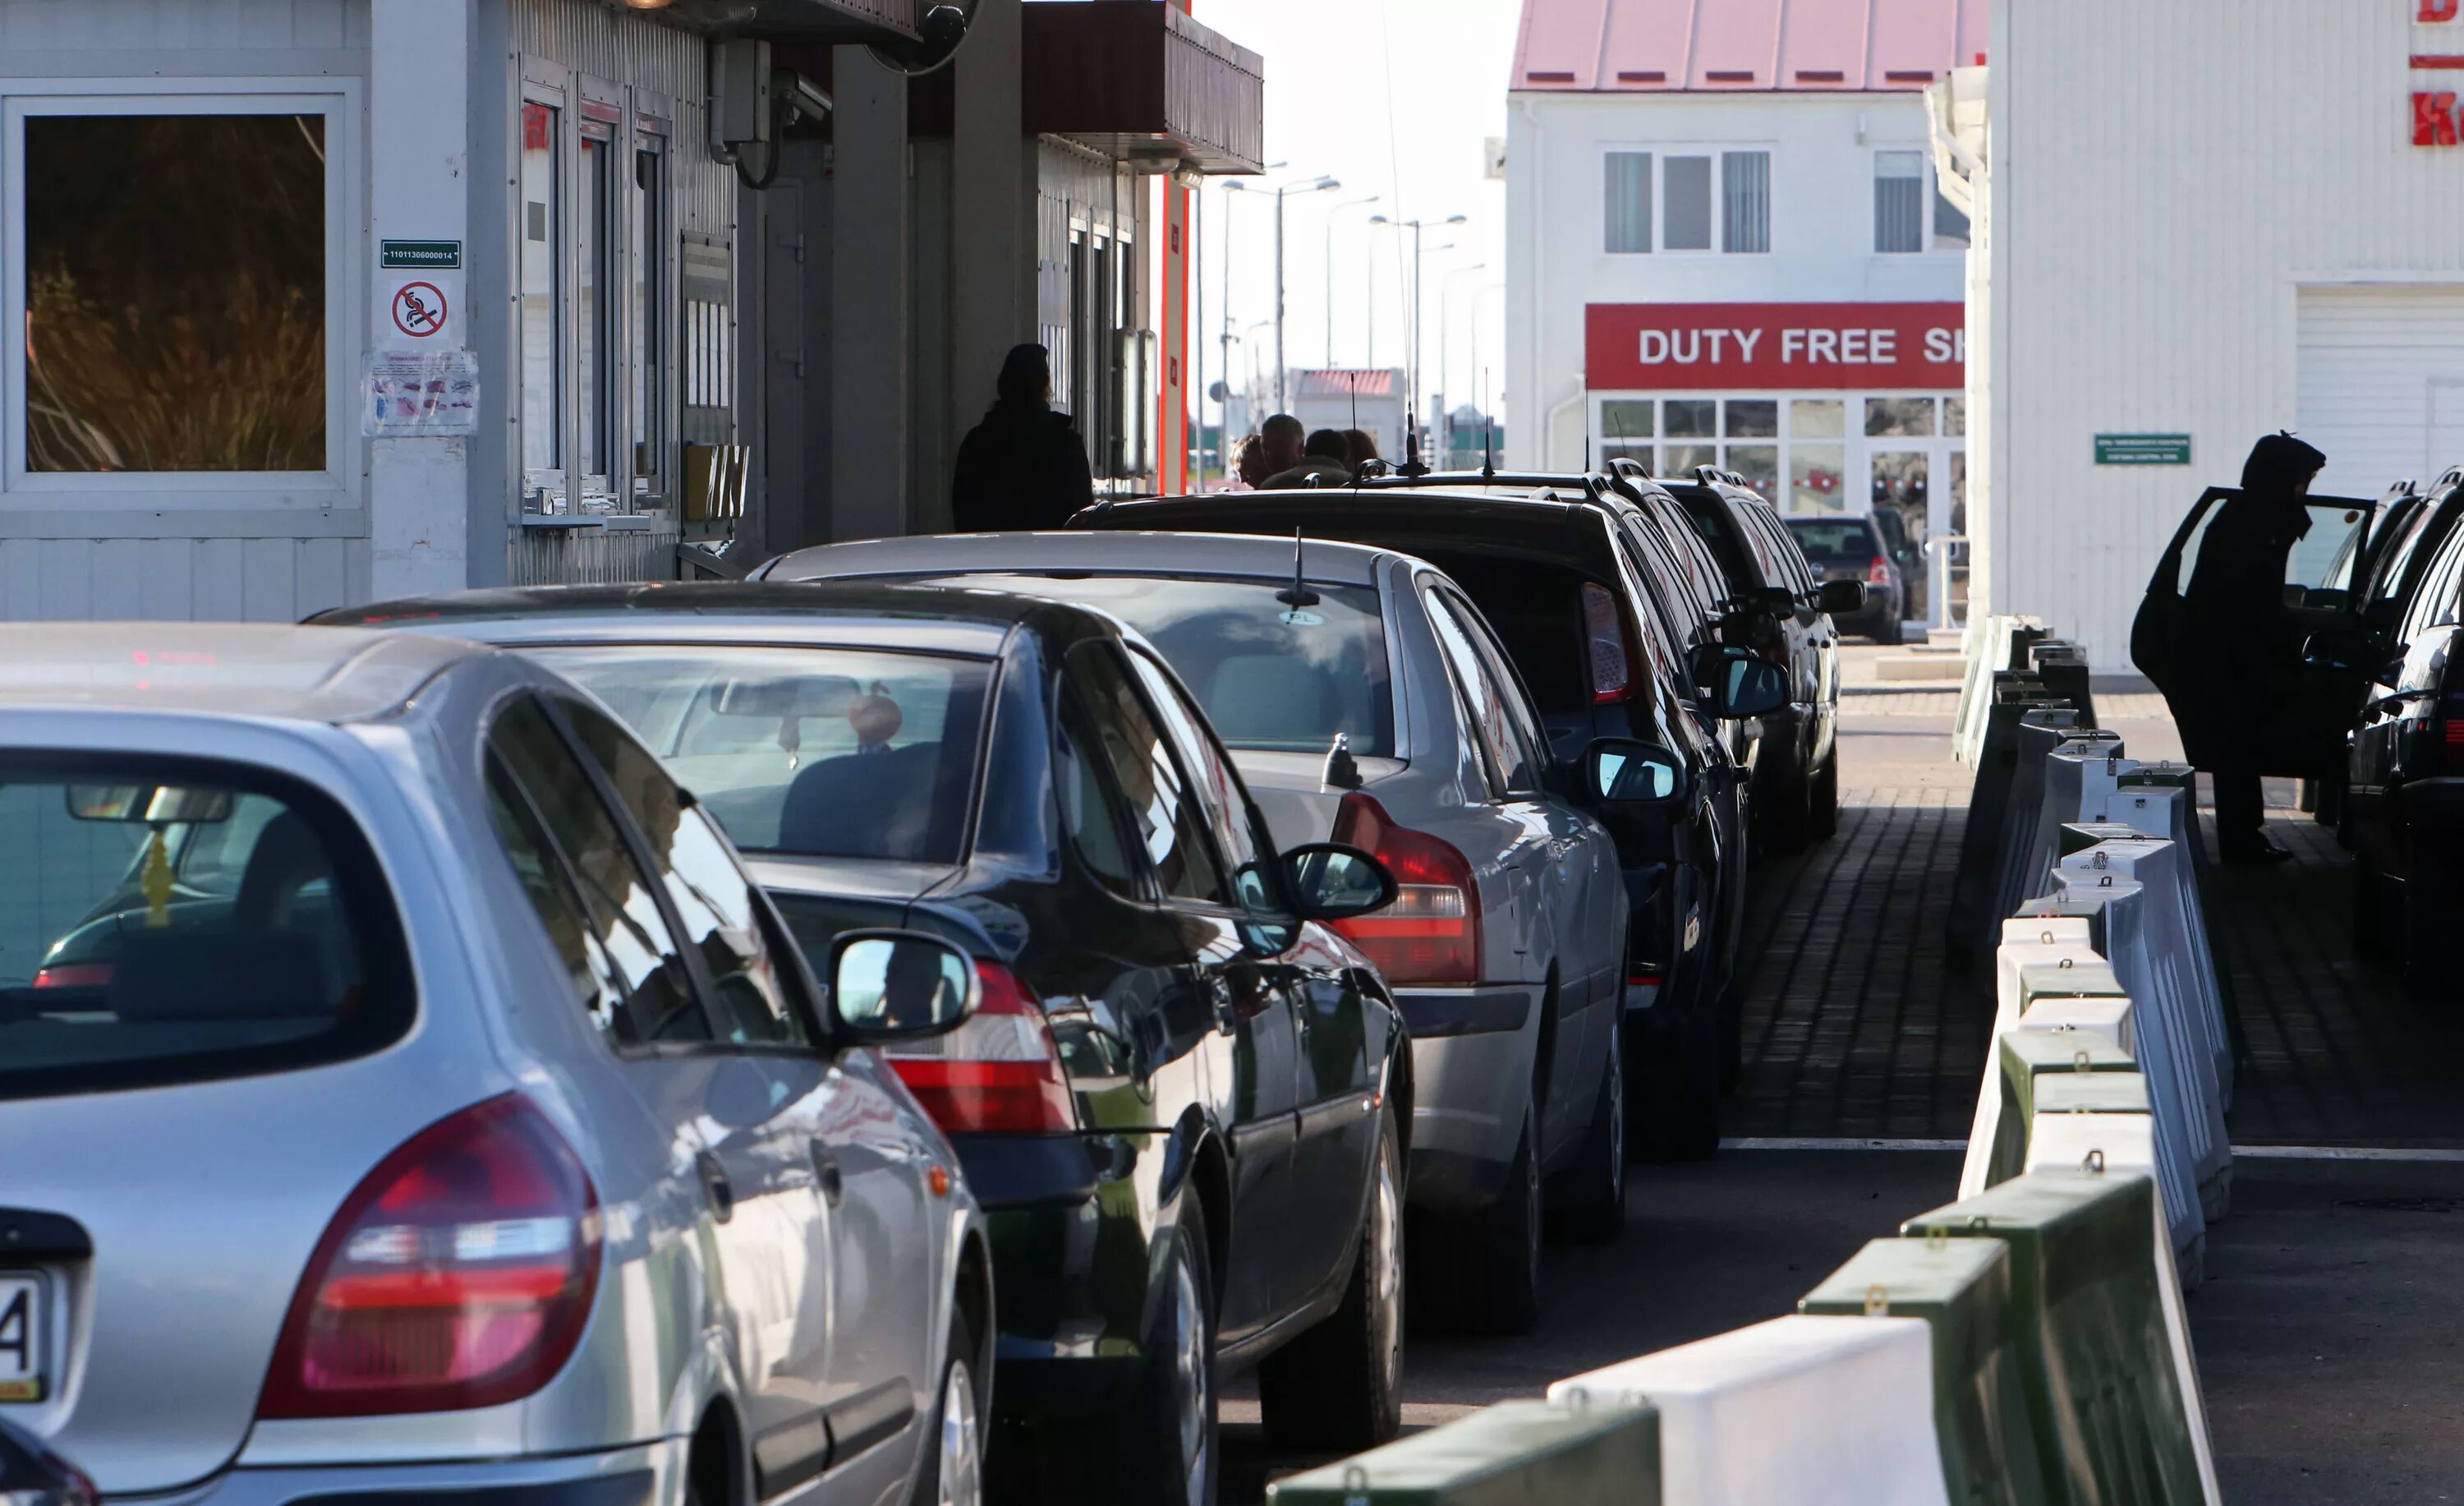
[2131,486,2382,778]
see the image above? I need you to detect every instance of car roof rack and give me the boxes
[1347,468,1612,500]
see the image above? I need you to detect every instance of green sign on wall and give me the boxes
[2094,433,2192,466]
[380,239,462,270]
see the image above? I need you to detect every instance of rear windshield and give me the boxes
[1784,518,1881,564]
[527,646,991,864]
[0,761,409,1098]
[913,573,1396,758]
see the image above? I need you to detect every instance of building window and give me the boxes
[22,112,326,473]
[577,121,614,495]
[520,99,562,482]
[1867,397,1936,437]
[1593,392,1961,518]
[1605,151,1653,254]
[1722,151,1771,254]
[1874,150,1924,254]
[1663,156,1712,251]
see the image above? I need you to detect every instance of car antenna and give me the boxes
[1349,375,1365,491]
[1323,732,1363,790]
[1276,527,1321,610]
[1482,371,1496,481]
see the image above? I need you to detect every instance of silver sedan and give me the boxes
[0,624,990,1506]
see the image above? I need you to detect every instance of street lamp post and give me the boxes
[1227,173,1340,416]
[1326,195,1379,367]
[1372,212,1469,467]
[1439,262,1489,467]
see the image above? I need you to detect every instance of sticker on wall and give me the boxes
[363,348,480,438]
[390,281,449,339]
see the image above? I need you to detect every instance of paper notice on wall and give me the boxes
[362,348,480,437]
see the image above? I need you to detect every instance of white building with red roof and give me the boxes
[1507,0,1984,618]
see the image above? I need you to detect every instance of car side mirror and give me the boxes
[828,930,978,1043]
[2374,656,2408,690]
[1587,738,1689,807]
[1280,844,1397,923]
[1815,580,1869,615]
[1701,646,1791,720]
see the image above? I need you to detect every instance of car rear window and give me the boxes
[912,573,1396,758]
[0,760,411,1099]
[1413,550,1608,719]
[1784,518,1880,564]
[526,646,991,864]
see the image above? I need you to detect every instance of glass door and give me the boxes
[1868,448,1929,621]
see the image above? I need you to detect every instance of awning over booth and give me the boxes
[1023,2,1264,173]
[650,0,922,44]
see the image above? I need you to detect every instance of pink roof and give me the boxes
[1295,369,1399,398]
[1514,0,1986,92]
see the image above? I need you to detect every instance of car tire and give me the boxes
[1101,1199,1218,1506]
[1257,1106,1404,1452]
[1876,615,1905,647]
[908,1306,986,1506]
[1414,1100,1543,1337]
[1809,756,1841,841]
[1635,992,1722,1162]
[1551,1018,1628,1245]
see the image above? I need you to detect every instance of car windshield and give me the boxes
[526,645,991,864]
[0,763,407,1099]
[1784,518,1880,564]
[911,573,1396,758]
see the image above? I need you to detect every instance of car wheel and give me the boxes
[1636,992,1722,1162]
[1551,1018,1627,1245]
[1414,1100,1542,1337]
[1809,756,1841,841]
[1100,1200,1218,1506]
[1877,615,1905,647]
[908,1307,986,1506]
[1257,1105,1404,1451]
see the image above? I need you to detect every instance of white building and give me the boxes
[1506,0,1984,588]
[1942,0,2464,665]
[1290,368,1408,463]
[0,0,1262,622]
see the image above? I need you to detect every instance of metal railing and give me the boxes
[1927,535,1971,632]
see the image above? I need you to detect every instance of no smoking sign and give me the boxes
[392,281,448,338]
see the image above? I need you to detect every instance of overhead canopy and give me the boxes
[1023,2,1264,173]
[650,0,922,45]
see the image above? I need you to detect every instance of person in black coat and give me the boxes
[950,343,1095,533]
[2177,431,2327,862]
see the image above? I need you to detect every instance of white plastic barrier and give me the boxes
[1550,1315,1951,1506]
[1963,921,2114,1198]
[2020,1121,2224,1504]
[1953,615,2048,767]
[2053,788,2235,1108]
[2016,996,2136,1055]
[2053,842,2236,1211]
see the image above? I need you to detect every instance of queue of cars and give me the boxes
[2,467,1854,1506]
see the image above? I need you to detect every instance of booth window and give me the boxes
[520,100,562,477]
[578,118,614,496]
[632,133,667,498]
[22,113,324,472]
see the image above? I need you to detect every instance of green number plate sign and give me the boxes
[380,240,463,270]
[2094,434,2191,466]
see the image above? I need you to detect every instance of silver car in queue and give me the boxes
[0,624,991,1506]
[756,532,1633,1336]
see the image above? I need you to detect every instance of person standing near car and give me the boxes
[1264,427,1356,489]
[950,343,1095,532]
[2174,431,2327,864]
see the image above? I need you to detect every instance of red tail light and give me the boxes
[1583,582,1634,705]
[1330,794,1484,985]
[260,1095,600,1419]
[32,962,111,989]
[884,960,1077,1134]
[1867,555,1892,586]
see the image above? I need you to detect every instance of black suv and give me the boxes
[1648,466,1859,854]
[1073,480,1787,1157]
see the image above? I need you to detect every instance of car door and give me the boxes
[1122,645,1375,1304]
[2137,486,2382,777]
[2352,522,2464,848]
[1420,585,1603,1158]
[1064,640,1304,1341]
[480,693,840,1498]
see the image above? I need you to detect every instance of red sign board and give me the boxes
[1586,302,1966,391]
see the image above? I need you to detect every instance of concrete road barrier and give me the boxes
[2023,1096,2205,1291]
[1952,706,2089,949]
[1550,1315,1950,1506]
[1901,1171,2221,1506]
[1974,1029,2143,1196]
[1799,1238,2050,1506]
[1266,1398,1662,1504]
[2116,763,2243,1074]
[2054,837,2234,1118]
[1989,723,2127,937]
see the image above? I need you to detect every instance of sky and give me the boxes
[1192,0,1522,436]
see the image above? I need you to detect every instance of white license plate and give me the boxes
[0,1273,45,1403]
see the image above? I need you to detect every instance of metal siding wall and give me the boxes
[0,0,368,49]
[1990,0,2464,664]
[0,0,371,624]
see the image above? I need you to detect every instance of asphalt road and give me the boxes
[1222,663,2464,1502]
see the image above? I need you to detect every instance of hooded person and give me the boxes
[2169,431,2327,862]
[950,343,1096,533]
